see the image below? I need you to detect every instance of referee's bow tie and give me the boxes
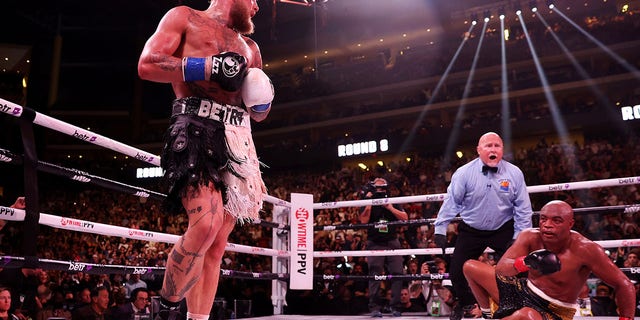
[482,165,498,174]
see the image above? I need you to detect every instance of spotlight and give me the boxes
[514,2,522,15]
[546,0,554,9]
[483,10,491,21]
[529,0,538,12]
[470,13,478,25]
[498,7,506,19]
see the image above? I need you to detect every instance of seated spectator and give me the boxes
[0,287,19,320]
[36,289,72,320]
[123,274,147,300]
[591,282,618,316]
[349,263,369,315]
[73,288,91,311]
[71,286,110,320]
[398,288,425,313]
[110,287,150,319]
[624,249,640,268]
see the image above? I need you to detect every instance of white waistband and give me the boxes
[526,279,578,309]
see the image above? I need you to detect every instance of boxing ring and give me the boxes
[1,97,639,319]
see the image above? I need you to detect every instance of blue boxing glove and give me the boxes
[182,52,247,92]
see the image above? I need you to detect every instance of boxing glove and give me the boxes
[514,249,561,275]
[182,52,247,92]
[242,68,274,113]
[434,234,447,256]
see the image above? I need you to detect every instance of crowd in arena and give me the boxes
[0,132,640,318]
[0,5,640,320]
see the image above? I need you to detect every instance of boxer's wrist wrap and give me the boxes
[514,256,529,273]
[182,57,207,82]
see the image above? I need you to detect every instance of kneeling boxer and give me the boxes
[462,200,634,319]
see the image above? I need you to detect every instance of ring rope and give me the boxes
[313,177,640,210]
[0,146,288,232]
[0,206,288,258]
[0,255,288,280]
[0,147,165,201]
[1,203,636,258]
[312,238,640,258]
[1,99,160,166]
[314,204,640,232]
[3,252,635,283]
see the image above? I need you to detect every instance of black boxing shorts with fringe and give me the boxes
[493,275,577,320]
[161,97,266,223]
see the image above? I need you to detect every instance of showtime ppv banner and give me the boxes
[289,193,313,290]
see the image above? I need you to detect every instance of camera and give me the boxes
[362,182,389,199]
[422,261,439,274]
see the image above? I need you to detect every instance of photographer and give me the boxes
[417,259,454,316]
[359,178,408,317]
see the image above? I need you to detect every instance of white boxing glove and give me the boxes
[242,68,274,113]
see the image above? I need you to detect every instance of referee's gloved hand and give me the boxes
[434,234,447,256]
[514,249,561,275]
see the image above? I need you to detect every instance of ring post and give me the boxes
[271,204,289,315]
[18,117,40,266]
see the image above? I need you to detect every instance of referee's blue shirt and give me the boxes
[434,158,533,239]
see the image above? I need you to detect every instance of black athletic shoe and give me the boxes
[450,303,464,320]
[154,309,183,320]
[154,297,183,320]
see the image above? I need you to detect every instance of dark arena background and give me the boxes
[1,0,640,319]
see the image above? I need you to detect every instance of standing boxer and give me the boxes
[138,1,273,319]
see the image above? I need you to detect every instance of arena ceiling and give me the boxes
[0,0,536,74]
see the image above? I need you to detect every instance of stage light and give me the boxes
[530,0,538,12]
[483,10,491,21]
[470,13,478,25]
[546,0,554,9]
[499,7,506,19]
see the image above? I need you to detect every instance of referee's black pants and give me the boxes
[449,219,514,307]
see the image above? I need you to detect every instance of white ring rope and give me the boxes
[1,204,635,259]
[314,177,640,209]
[1,98,161,166]
[265,194,291,207]
[311,239,640,258]
[0,206,288,258]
